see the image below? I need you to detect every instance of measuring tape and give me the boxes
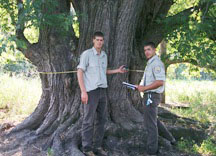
[38,71,77,74]
[38,69,144,75]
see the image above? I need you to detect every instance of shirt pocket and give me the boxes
[88,61,99,74]
[145,69,154,82]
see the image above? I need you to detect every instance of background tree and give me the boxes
[157,0,216,103]
[0,0,215,155]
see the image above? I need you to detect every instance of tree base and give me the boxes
[0,106,208,156]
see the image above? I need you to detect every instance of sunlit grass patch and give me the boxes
[166,80,216,155]
[0,74,41,123]
[166,80,216,124]
[177,137,216,156]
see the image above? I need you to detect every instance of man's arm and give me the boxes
[136,80,164,92]
[77,69,88,104]
[106,65,127,74]
[137,61,165,92]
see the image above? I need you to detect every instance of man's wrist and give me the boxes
[140,85,146,92]
[117,69,121,73]
[143,87,146,92]
[81,90,87,93]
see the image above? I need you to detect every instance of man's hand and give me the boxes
[135,85,147,92]
[107,65,128,74]
[118,65,128,73]
[81,91,88,104]
[135,80,164,92]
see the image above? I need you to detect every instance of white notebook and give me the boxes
[122,82,136,90]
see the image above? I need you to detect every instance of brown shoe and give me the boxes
[83,151,96,156]
[94,147,107,156]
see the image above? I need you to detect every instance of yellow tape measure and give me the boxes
[38,71,77,74]
[128,70,144,73]
[38,69,144,75]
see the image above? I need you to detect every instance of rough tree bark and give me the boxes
[0,0,203,156]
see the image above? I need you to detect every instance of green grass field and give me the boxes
[166,80,216,156]
[0,74,41,124]
[166,80,216,124]
[0,74,215,155]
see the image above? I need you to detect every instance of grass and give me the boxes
[47,148,54,156]
[166,80,216,155]
[0,74,41,124]
[175,132,216,155]
[176,137,216,156]
[166,80,216,124]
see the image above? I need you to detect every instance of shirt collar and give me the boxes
[92,47,105,57]
[147,55,158,65]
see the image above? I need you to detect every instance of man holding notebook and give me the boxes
[135,42,176,155]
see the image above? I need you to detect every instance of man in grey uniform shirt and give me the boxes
[136,42,176,155]
[77,31,126,156]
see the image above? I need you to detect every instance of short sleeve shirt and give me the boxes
[139,55,165,93]
[77,47,108,92]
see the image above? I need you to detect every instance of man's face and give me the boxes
[144,45,156,59]
[93,36,104,49]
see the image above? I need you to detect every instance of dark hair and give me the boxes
[144,42,156,49]
[93,31,104,39]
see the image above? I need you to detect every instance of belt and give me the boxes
[97,87,106,90]
[144,92,159,95]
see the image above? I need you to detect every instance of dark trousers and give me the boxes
[143,93,174,154]
[82,88,107,152]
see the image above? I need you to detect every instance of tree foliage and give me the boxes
[161,0,216,71]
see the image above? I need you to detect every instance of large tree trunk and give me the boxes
[0,0,176,155]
